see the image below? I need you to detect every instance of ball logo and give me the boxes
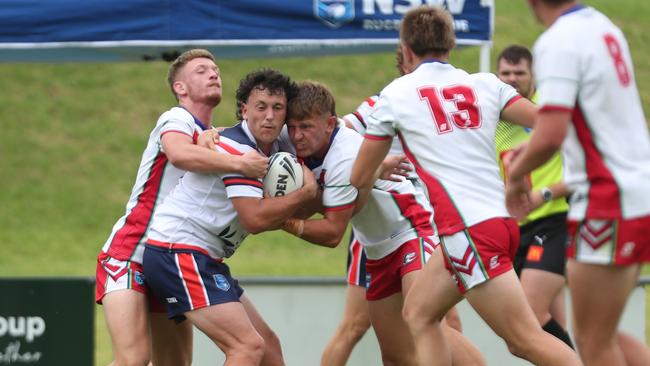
[269,154,299,196]
[213,274,231,291]
[314,0,355,28]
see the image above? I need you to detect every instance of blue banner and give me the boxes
[0,0,492,62]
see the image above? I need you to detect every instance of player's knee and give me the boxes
[402,302,434,332]
[228,334,265,364]
[345,314,371,341]
[504,334,538,359]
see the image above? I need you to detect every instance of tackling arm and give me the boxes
[232,165,318,234]
[162,132,268,178]
[350,137,392,212]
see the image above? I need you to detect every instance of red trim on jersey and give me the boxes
[503,95,523,110]
[107,152,168,260]
[325,203,355,212]
[571,104,622,217]
[146,239,223,261]
[217,141,244,156]
[398,134,466,235]
[176,253,209,310]
[352,111,366,128]
[365,97,376,107]
[223,177,263,189]
[160,130,193,139]
[363,134,391,141]
[388,190,435,238]
[347,239,363,284]
[540,105,574,114]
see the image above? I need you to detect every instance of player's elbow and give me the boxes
[322,231,344,248]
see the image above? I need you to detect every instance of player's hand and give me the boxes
[505,177,531,221]
[300,165,318,200]
[379,154,412,182]
[197,128,221,150]
[527,190,545,211]
[237,151,269,179]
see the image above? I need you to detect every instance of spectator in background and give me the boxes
[495,44,573,348]
[508,1,650,365]
[95,49,268,366]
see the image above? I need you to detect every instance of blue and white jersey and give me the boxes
[147,120,292,259]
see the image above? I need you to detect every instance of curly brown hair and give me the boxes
[235,69,298,121]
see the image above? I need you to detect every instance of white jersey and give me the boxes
[534,5,650,220]
[101,106,209,263]
[345,95,418,179]
[305,127,434,260]
[365,61,521,236]
[147,121,292,259]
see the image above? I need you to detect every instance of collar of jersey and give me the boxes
[560,3,586,17]
[303,126,340,170]
[415,59,448,72]
[177,105,208,131]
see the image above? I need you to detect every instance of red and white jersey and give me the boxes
[345,95,418,179]
[365,61,521,236]
[100,106,209,263]
[147,121,292,259]
[534,5,650,220]
[305,127,434,260]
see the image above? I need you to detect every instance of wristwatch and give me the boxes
[540,187,554,202]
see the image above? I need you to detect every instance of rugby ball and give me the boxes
[263,152,303,197]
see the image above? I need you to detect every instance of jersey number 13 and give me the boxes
[418,85,482,134]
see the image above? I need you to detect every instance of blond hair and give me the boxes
[400,6,456,58]
[166,49,215,100]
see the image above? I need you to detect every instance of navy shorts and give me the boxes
[346,232,368,288]
[143,243,244,322]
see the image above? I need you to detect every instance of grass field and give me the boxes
[1,0,649,364]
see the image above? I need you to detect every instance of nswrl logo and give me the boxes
[314,0,355,28]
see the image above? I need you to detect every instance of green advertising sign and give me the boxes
[0,277,94,365]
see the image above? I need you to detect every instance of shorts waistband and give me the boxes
[146,239,223,262]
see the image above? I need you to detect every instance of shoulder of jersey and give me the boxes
[157,106,193,126]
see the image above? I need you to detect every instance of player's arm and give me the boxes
[284,207,354,248]
[500,96,538,129]
[162,132,268,178]
[505,110,571,218]
[232,165,318,234]
[350,137,392,212]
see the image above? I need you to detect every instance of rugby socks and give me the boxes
[542,318,574,349]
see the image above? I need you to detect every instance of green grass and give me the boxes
[1,0,649,364]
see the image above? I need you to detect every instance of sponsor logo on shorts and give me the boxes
[403,252,416,265]
[134,271,145,285]
[166,297,178,304]
[621,241,635,258]
[365,273,372,289]
[526,246,544,262]
[534,235,546,246]
[213,274,231,291]
[489,255,499,270]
